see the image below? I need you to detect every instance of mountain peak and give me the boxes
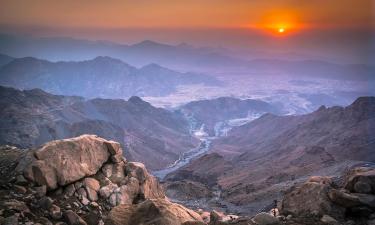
[317,105,327,111]
[92,56,122,63]
[351,96,375,106]
[128,96,145,104]
[13,56,48,64]
[90,56,134,69]
[348,96,375,112]
[139,40,158,44]
[177,42,194,49]
[141,63,163,70]
[132,40,172,49]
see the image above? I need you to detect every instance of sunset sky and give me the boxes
[0,0,374,62]
[0,0,372,29]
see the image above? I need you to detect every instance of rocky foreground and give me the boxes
[0,135,374,225]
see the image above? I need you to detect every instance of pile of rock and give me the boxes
[280,167,375,225]
[0,135,171,225]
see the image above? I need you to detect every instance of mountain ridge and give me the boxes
[1,33,374,82]
[0,85,198,170]
[164,96,375,215]
[0,55,220,99]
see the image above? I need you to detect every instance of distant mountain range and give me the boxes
[245,58,374,81]
[0,55,220,99]
[0,33,245,71]
[165,96,375,214]
[0,86,198,170]
[1,33,374,82]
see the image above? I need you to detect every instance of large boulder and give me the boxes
[105,198,203,225]
[20,135,122,189]
[344,167,375,194]
[329,189,375,208]
[280,178,345,219]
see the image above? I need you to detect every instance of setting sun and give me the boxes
[253,9,302,36]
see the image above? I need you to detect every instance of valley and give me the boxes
[1,83,374,218]
[1,82,374,220]
[0,2,374,224]
[153,97,279,178]
[161,97,375,216]
[0,86,198,170]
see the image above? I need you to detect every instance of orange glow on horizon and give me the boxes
[0,1,371,33]
[251,9,303,36]
[253,22,299,36]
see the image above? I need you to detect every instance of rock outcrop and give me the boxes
[344,167,375,194]
[280,176,345,219]
[18,135,121,189]
[0,135,168,225]
[280,167,375,225]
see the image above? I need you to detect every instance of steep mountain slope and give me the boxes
[0,86,198,170]
[165,153,234,187]
[165,97,375,214]
[216,97,375,204]
[69,96,198,170]
[0,56,220,99]
[213,97,375,161]
[179,97,282,136]
[0,86,85,147]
